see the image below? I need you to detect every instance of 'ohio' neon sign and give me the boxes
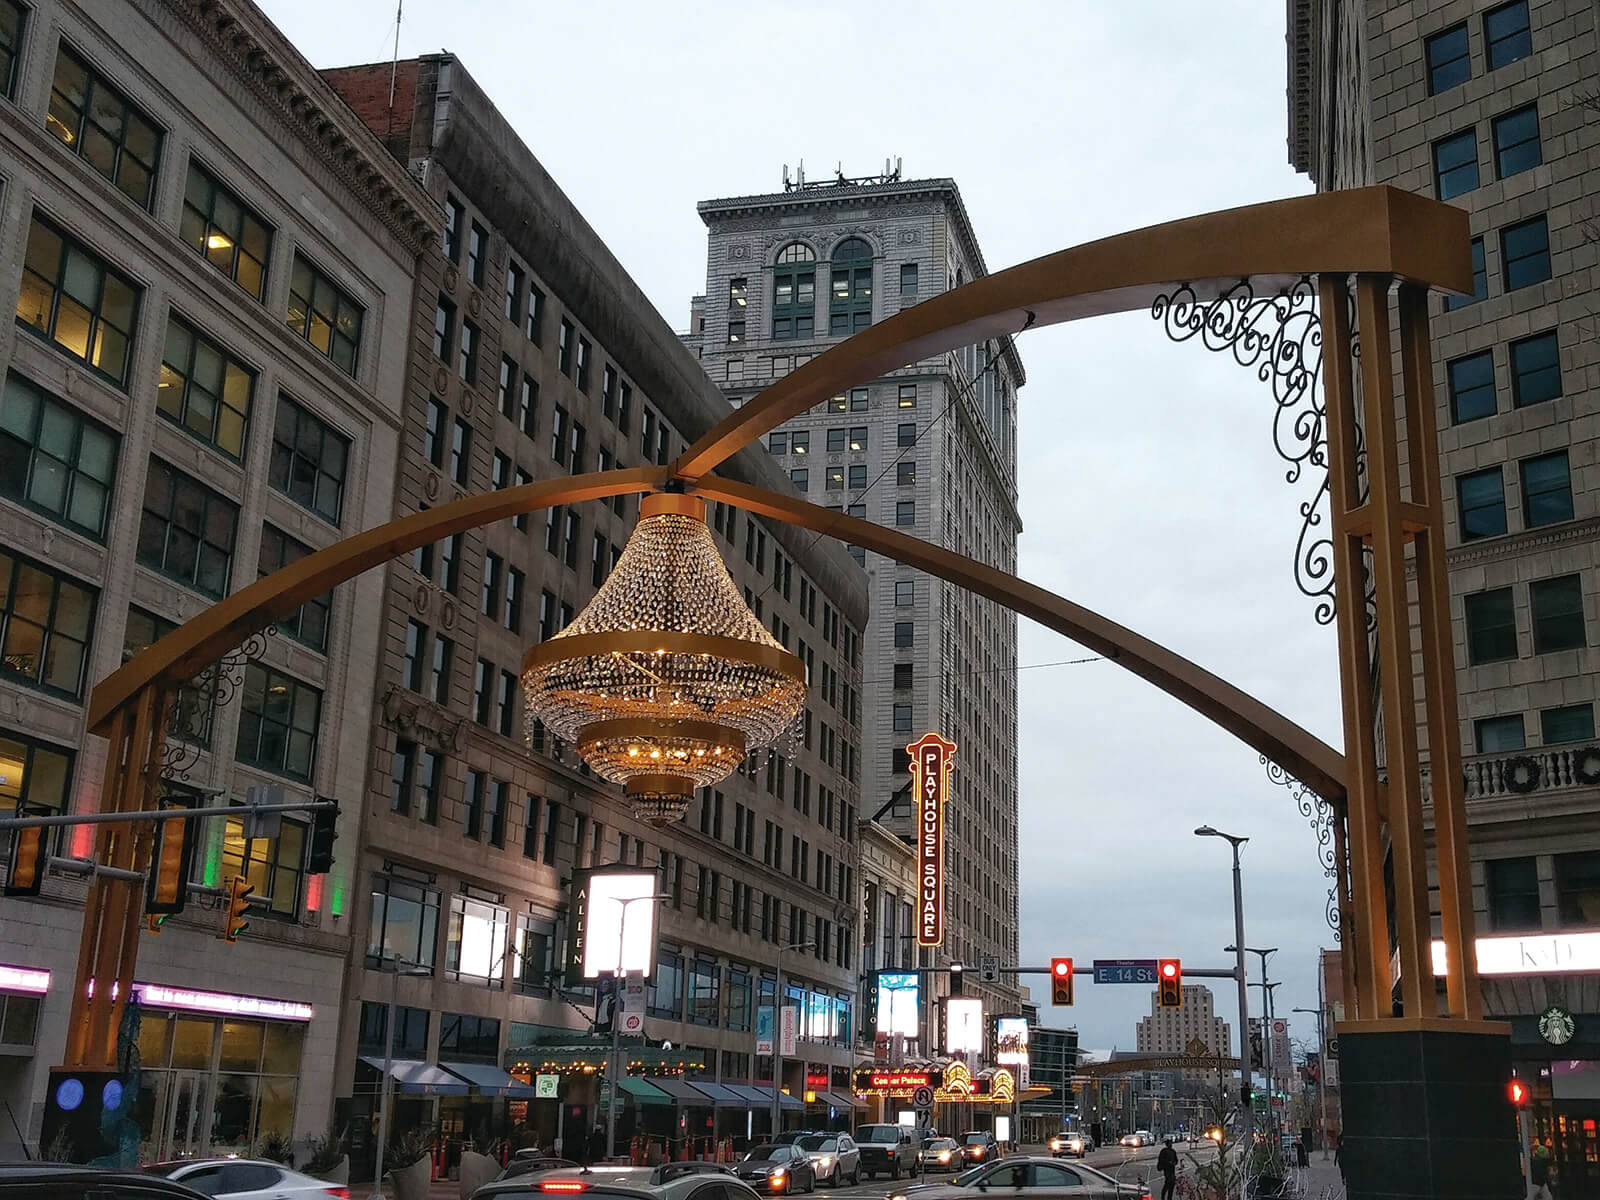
[908,733,956,948]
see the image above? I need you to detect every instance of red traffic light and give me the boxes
[1052,958,1072,976]
[1508,1079,1530,1107]
[1049,957,1074,1006]
[1161,961,1178,978]
[1157,958,1182,1008]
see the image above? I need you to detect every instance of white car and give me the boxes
[1049,1131,1089,1157]
[143,1158,347,1198]
[1118,1132,1144,1148]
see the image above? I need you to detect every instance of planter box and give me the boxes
[390,1155,432,1200]
[459,1150,499,1199]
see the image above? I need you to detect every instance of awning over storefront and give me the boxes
[814,1090,858,1111]
[644,1077,715,1104]
[360,1057,470,1096]
[726,1084,800,1109]
[442,1062,536,1098]
[619,1077,674,1105]
[685,1081,745,1107]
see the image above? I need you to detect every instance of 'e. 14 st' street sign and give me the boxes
[1093,959,1157,985]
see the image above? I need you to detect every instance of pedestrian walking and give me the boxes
[1156,1137,1178,1200]
[1529,1143,1554,1200]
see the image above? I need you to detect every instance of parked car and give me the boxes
[472,1165,765,1200]
[773,1130,817,1146]
[736,1144,816,1193]
[796,1133,860,1187]
[957,1131,998,1164]
[890,1156,1148,1200]
[920,1137,961,1171]
[144,1158,347,1197]
[492,1157,580,1183]
[1,1164,207,1199]
[1048,1130,1089,1158]
[854,1123,918,1180]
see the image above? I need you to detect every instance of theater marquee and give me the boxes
[908,732,956,948]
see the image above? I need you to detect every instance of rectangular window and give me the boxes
[825,467,844,491]
[481,552,502,619]
[180,162,270,299]
[424,397,447,467]
[729,276,748,313]
[467,221,487,286]
[1456,468,1505,540]
[16,214,139,385]
[450,417,472,486]
[897,422,916,447]
[123,611,214,746]
[900,262,918,295]
[0,1,24,100]
[428,636,453,705]
[458,320,479,385]
[769,432,787,455]
[496,670,516,737]
[258,525,331,652]
[894,620,913,647]
[1521,451,1573,528]
[790,467,808,492]
[892,704,912,732]
[236,662,321,780]
[558,319,574,376]
[46,44,162,207]
[439,532,461,593]
[505,567,524,632]
[893,663,913,690]
[505,261,524,323]
[895,580,915,607]
[498,357,517,420]
[1542,704,1595,745]
[790,430,810,456]
[472,658,491,727]
[286,255,363,375]
[1474,714,1525,753]
[0,372,118,538]
[367,876,441,968]
[418,747,441,824]
[563,511,579,569]
[433,299,454,361]
[1486,857,1540,931]
[896,461,916,486]
[1510,331,1560,408]
[402,619,427,691]
[827,428,846,453]
[1484,1,1532,70]
[728,319,745,344]
[137,458,237,598]
[591,532,608,588]
[157,315,254,460]
[1501,215,1551,291]
[1531,575,1585,654]
[269,396,349,525]
[391,739,416,815]
[848,464,867,488]
[898,383,917,408]
[1555,852,1600,927]
[1464,587,1517,664]
[527,284,545,343]
[551,406,568,466]
[601,365,618,419]
[569,421,586,473]
[491,450,509,492]
[442,195,461,261]
[850,388,868,411]
[575,337,591,392]
[464,769,486,839]
[1492,105,1541,178]
[896,500,916,526]
[848,426,868,452]
[1425,22,1470,94]
[445,894,508,985]
[1447,352,1496,424]
[519,376,538,438]
[1445,238,1487,311]
[1432,130,1479,200]
[0,549,95,699]
[218,810,306,918]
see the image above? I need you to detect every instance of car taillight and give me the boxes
[542,1182,587,1193]
[324,1190,349,1199]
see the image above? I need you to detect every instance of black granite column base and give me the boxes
[1338,1023,1522,1200]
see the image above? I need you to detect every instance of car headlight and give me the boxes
[938,1152,950,1162]
[820,1158,832,1168]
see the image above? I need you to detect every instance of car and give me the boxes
[1118,1133,1143,1148]
[472,1166,764,1200]
[1048,1130,1089,1158]
[491,1158,581,1184]
[957,1130,998,1165]
[1135,1130,1153,1146]
[854,1123,918,1180]
[888,1155,1149,1200]
[795,1133,860,1187]
[735,1143,816,1194]
[1,1164,209,1198]
[920,1138,961,1171]
[772,1130,817,1146]
[144,1158,348,1197]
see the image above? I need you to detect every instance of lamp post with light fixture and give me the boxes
[604,891,670,1160]
[1194,825,1253,1147]
[369,955,430,1200]
[771,940,817,1137]
[1292,1004,1330,1160]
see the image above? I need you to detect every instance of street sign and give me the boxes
[536,1073,560,1099]
[621,971,646,1034]
[912,1085,934,1109]
[1326,1036,1339,1058]
[1092,959,1157,984]
[979,954,1000,983]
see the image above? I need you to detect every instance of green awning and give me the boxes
[619,1077,674,1105]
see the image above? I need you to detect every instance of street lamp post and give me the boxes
[1225,944,1279,1144]
[605,892,670,1161]
[771,940,817,1137]
[1194,826,1253,1148]
[1291,1006,1330,1160]
[369,956,430,1200]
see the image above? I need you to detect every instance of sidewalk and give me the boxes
[1290,1159,1345,1198]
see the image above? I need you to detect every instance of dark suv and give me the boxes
[959,1130,999,1164]
[853,1124,917,1180]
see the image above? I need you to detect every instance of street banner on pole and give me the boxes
[757,1005,774,1055]
[780,1005,799,1056]
[621,970,646,1034]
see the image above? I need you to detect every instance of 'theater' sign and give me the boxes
[908,732,956,948]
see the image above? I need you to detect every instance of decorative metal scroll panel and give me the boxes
[159,625,278,782]
[1263,754,1342,941]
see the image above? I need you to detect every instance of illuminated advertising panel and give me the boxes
[908,733,956,948]
[565,867,661,985]
[996,1016,1029,1063]
[1432,931,1600,976]
[945,996,984,1054]
[877,971,921,1037]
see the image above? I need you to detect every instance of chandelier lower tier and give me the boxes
[520,492,808,825]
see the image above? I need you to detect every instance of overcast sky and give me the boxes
[262,0,1342,1058]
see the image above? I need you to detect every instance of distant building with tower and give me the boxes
[1136,984,1232,1079]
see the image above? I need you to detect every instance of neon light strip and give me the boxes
[134,982,314,1021]
[0,965,50,994]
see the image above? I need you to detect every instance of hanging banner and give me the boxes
[756,1005,775,1055]
[908,732,957,948]
[781,1004,799,1056]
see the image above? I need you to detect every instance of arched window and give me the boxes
[772,243,816,340]
[830,238,873,335]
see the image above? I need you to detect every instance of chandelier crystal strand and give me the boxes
[521,493,808,825]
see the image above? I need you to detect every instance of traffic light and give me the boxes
[146,913,167,935]
[145,801,196,914]
[1157,958,1182,1008]
[222,875,253,943]
[1508,1078,1530,1107]
[949,963,964,995]
[1050,957,1074,1005]
[306,794,339,874]
[4,804,45,897]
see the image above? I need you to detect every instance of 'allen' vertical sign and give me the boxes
[909,732,956,947]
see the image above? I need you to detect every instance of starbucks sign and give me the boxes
[1538,1005,1576,1046]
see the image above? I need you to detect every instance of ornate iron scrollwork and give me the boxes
[159,625,278,782]
[1151,277,1371,629]
[1262,755,1342,941]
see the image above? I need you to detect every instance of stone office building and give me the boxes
[322,54,869,1167]
[0,0,434,1161]
[686,170,1025,1027]
[1290,0,1600,1184]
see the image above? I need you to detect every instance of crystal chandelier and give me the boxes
[520,493,808,825]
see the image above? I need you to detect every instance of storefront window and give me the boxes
[0,993,39,1047]
[366,876,440,969]
[440,1012,501,1064]
[445,894,508,985]
[358,1002,428,1058]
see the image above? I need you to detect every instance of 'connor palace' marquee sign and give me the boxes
[909,733,956,948]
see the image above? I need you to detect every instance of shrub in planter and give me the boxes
[255,1130,294,1165]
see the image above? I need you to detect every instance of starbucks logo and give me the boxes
[1539,1005,1576,1046]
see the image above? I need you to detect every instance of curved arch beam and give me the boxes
[673,186,1471,481]
[87,466,668,733]
[692,475,1347,803]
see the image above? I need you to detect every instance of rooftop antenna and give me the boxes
[783,163,791,190]
[388,1,403,109]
